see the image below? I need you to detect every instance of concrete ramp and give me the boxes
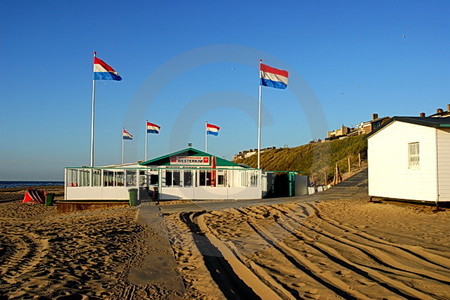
[312,169,368,201]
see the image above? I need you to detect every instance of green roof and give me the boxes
[139,147,248,168]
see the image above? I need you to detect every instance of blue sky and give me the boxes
[1,0,450,180]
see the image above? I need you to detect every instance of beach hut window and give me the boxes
[217,170,226,186]
[79,170,90,187]
[198,170,211,186]
[149,174,158,185]
[139,171,146,186]
[165,170,173,187]
[250,171,258,187]
[240,171,248,187]
[103,171,114,186]
[173,171,181,186]
[67,169,78,187]
[92,170,101,186]
[126,170,136,186]
[408,142,420,169]
[115,172,125,186]
[184,171,193,187]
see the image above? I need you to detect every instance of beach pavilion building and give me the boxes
[65,147,266,201]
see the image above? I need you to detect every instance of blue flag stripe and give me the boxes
[94,72,122,81]
[261,78,287,89]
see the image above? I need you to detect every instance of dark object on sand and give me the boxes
[22,188,46,204]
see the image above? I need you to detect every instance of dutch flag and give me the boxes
[260,63,288,89]
[206,123,220,136]
[93,55,122,81]
[147,122,160,134]
[122,129,133,140]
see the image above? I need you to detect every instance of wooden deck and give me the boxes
[56,200,130,213]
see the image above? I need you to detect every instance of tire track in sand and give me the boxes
[276,203,450,282]
[201,213,298,300]
[277,202,450,282]
[231,208,371,300]
[0,232,49,284]
[269,208,436,299]
[307,203,450,270]
[267,203,447,299]
[180,211,266,300]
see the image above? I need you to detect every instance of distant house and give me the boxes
[357,113,391,135]
[368,116,450,203]
[233,146,276,160]
[428,105,450,118]
[326,125,351,139]
[326,114,391,141]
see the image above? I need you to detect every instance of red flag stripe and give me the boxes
[147,122,160,128]
[94,57,117,72]
[207,123,220,130]
[260,63,288,77]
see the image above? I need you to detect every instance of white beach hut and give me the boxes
[368,116,450,203]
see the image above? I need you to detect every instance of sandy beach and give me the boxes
[1,179,450,299]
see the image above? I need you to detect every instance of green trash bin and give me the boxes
[45,193,55,206]
[128,189,138,206]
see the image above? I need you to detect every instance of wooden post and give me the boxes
[324,172,327,186]
[333,163,342,185]
[358,152,361,168]
[348,157,351,173]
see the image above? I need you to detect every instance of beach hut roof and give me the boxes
[139,147,248,168]
[368,116,450,138]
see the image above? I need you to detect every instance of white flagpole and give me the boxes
[90,52,97,167]
[121,128,125,164]
[145,120,148,162]
[205,121,208,152]
[258,59,262,169]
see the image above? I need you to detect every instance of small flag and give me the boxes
[122,129,133,140]
[260,63,288,89]
[206,123,220,136]
[93,56,122,81]
[147,122,160,134]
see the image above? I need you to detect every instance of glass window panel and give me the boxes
[250,171,258,187]
[115,171,125,186]
[184,171,193,187]
[67,169,78,187]
[150,174,158,185]
[93,170,101,186]
[139,171,146,187]
[126,170,136,186]
[166,171,172,187]
[104,171,114,186]
[408,142,420,169]
[79,170,90,187]
[173,171,181,186]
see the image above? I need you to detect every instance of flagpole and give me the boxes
[90,52,97,167]
[145,120,148,162]
[205,121,208,152]
[258,59,262,169]
[121,128,124,164]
